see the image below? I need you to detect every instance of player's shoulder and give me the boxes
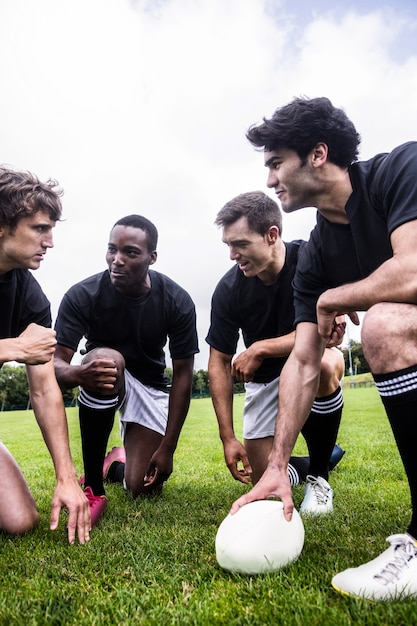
[385,141,417,160]
[13,267,37,287]
[212,264,243,295]
[381,141,417,172]
[285,239,308,263]
[64,271,108,297]
[149,269,187,291]
[14,268,49,300]
[285,238,307,251]
[355,141,417,177]
[149,270,195,303]
[77,270,107,286]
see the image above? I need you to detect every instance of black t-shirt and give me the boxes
[293,142,417,324]
[206,241,305,383]
[55,270,199,390]
[0,269,51,338]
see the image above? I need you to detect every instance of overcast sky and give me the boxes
[1,0,416,369]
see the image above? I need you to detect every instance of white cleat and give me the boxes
[299,475,333,515]
[332,534,417,601]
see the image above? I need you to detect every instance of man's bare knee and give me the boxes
[3,507,39,536]
[362,303,415,373]
[81,347,125,396]
[318,358,334,385]
[82,347,125,370]
[361,304,391,347]
[317,348,344,396]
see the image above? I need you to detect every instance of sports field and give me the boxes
[0,387,416,625]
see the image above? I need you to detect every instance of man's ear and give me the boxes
[267,225,280,244]
[311,142,329,167]
[149,250,157,265]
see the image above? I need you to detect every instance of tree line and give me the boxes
[0,340,368,411]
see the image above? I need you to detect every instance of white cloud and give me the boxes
[1,0,416,368]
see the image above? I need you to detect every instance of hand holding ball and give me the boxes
[216,500,304,574]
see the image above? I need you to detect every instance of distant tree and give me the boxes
[164,367,173,387]
[0,387,7,411]
[353,356,361,375]
[193,369,209,396]
[194,371,205,396]
[0,365,30,409]
[62,386,79,407]
[233,380,245,394]
[341,340,370,375]
[162,367,245,398]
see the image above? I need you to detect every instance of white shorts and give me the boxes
[119,369,169,440]
[243,376,280,439]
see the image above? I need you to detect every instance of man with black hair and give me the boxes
[232,96,417,601]
[54,215,198,526]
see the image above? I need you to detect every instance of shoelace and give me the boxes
[307,476,330,505]
[374,534,417,585]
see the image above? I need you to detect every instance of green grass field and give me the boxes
[0,387,416,625]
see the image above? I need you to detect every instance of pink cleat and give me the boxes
[103,446,126,481]
[84,486,107,527]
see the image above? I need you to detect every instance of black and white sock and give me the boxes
[78,390,119,496]
[301,386,344,481]
[374,365,417,539]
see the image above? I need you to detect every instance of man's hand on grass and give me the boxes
[50,478,91,545]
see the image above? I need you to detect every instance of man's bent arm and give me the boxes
[317,221,417,340]
[232,332,296,382]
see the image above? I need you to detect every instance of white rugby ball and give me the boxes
[215,500,304,574]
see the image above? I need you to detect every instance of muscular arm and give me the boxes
[268,323,324,467]
[317,221,417,340]
[208,346,252,483]
[232,332,295,383]
[26,359,90,544]
[144,356,194,486]
[231,322,325,517]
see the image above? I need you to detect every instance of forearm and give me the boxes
[27,364,77,481]
[33,397,78,480]
[0,323,56,365]
[211,375,235,442]
[270,357,319,467]
[232,333,296,383]
[269,326,324,468]
[208,350,236,441]
[26,360,90,545]
[0,337,25,364]
[249,333,295,361]
[321,252,417,316]
[54,357,84,390]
